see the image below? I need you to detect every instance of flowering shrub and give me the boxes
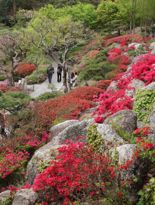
[68,86,103,101]
[0,132,49,190]
[35,86,102,130]
[15,63,36,77]
[105,34,143,46]
[33,141,116,204]
[95,79,112,89]
[95,89,133,123]
[0,150,29,179]
[131,54,155,84]
[0,82,8,92]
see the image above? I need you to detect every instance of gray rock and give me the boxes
[104,110,137,133]
[26,144,60,184]
[125,89,135,97]
[144,82,155,90]
[0,190,11,203]
[126,79,145,97]
[116,144,136,164]
[150,42,155,53]
[49,120,79,140]
[129,79,145,90]
[51,120,90,146]
[12,189,38,205]
[26,120,91,184]
[97,123,124,146]
[107,81,118,91]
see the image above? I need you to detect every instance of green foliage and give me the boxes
[0,91,30,113]
[36,91,63,101]
[138,177,155,205]
[87,124,104,152]
[26,67,47,84]
[0,74,6,81]
[31,3,97,29]
[97,0,121,32]
[1,198,12,205]
[111,122,131,142]
[134,90,155,124]
[79,51,116,82]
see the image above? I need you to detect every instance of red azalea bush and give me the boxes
[33,141,116,204]
[95,80,112,89]
[0,132,49,189]
[15,63,36,77]
[104,34,143,46]
[0,83,8,92]
[0,150,29,179]
[131,54,155,84]
[95,89,133,123]
[35,86,102,130]
[35,96,91,129]
[67,86,103,101]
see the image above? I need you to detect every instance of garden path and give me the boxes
[27,66,63,98]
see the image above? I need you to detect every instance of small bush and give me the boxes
[0,74,6,81]
[26,67,47,84]
[36,91,63,101]
[0,91,30,113]
[87,124,104,152]
[134,90,155,124]
[138,177,155,205]
[15,63,36,77]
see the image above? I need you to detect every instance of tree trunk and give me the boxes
[12,0,16,21]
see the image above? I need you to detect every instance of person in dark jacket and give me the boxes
[47,65,54,84]
[57,64,63,82]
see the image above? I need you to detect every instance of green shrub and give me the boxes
[0,91,30,113]
[134,90,155,124]
[0,74,6,81]
[36,91,63,101]
[79,51,116,82]
[26,67,47,84]
[138,177,155,205]
[87,124,104,152]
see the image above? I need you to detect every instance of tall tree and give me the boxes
[22,15,86,91]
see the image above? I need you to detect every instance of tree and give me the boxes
[97,0,121,32]
[23,15,86,91]
[0,32,26,85]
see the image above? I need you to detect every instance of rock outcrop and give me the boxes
[49,120,79,140]
[12,189,38,205]
[104,109,137,133]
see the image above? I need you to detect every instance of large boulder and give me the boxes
[49,120,79,140]
[26,119,92,184]
[104,110,137,133]
[26,144,60,184]
[144,82,155,90]
[0,190,11,203]
[50,120,92,146]
[97,123,124,146]
[116,144,136,164]
[12,189,38,205]
[129,79,145,90]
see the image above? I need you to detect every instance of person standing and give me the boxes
[47,65,54,84]
[57,64,62,82]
